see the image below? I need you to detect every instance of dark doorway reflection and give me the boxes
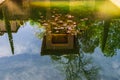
[52,34,68,44]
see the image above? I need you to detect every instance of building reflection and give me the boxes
[41,35,79,55]
[0,0,29,54]
[0,20,21,36]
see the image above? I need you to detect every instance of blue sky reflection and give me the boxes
[0,21,42,57]
[0,21,64,80]
[0,21,120,80]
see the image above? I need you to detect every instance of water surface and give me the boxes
[0,0,120,80]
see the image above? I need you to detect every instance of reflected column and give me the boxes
[2,6,14,54]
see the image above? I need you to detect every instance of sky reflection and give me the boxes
[0,0,120,80]
[0,21,64,80]
[0,54,64,80]
[0,21,42,57]
[89,47,120,80]
[0,20,120,80]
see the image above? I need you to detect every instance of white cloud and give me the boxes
[0,34,13,57]
[90,47,120,80]
[112,61,120,69]
[0,21,42,57]
[0,54,64,80]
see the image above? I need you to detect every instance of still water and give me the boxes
[0,0,120,80]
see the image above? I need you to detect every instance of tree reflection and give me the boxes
[1,0,120,56]
[77,18,120,57]
[100,19,120,57]
[77,19,102,54]
[33,11,120,57]
[47,34,99,80]
[27,0,120,57]
[50,49,99,80]
[101,19,110,52]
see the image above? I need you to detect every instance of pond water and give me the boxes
[0,0,120,80]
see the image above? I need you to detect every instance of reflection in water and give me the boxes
[0,0,119,55]
[0,0,120,80]
[101,19,120,57]
[2,6,14,54]
[101,19,110,53]
[1,6,22,54]
[50,50,99,80]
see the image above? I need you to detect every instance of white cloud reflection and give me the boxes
[0,21,42,57]
[90,47,120,80]
[0,54,64,80]
[0,34,13,57]
[1,21,120,80]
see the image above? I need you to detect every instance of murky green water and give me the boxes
[0,0,120,80]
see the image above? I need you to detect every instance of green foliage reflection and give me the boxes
[1,0,120,56]
[50,52,99,80]
[101,19,120,57]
